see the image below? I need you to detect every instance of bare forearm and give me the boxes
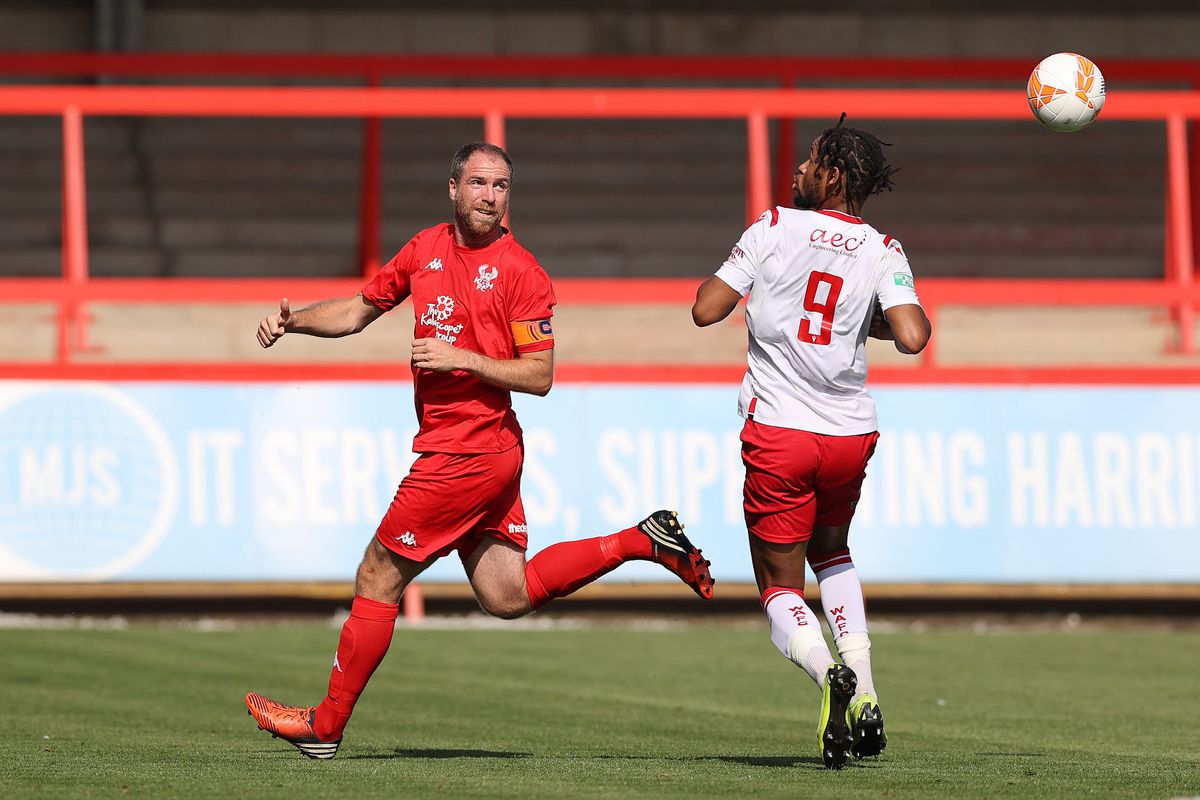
[410,337,552,394]
[882,304,931,355]
[869,319,916,353]
[287,295,379,338]
[461,350,553,396]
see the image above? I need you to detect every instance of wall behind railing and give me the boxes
[4,3,1200,61]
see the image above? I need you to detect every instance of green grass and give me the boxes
[1,619,1197,799]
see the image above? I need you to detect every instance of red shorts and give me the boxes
[740,418,879,544]
[375,444,528,563]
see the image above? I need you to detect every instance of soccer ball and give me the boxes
[1027,52,1106,132]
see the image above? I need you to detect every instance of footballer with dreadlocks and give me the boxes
[691,116,931,769]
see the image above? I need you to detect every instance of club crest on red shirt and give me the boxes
[474,264,498,292]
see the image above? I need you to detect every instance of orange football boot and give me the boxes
[245,692,341,759]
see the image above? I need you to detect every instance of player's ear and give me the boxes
[825,166,842,192]
[448,178,458,202]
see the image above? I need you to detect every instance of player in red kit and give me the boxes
[244,143,714,759]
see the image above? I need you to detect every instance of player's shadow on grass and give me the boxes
[347,747,532,760]
[599,754,853,770]
[349,750,876,769]
[709,755,883,770]
[709,755,821,768]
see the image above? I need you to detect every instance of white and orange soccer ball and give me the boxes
[1027,52,1106,132]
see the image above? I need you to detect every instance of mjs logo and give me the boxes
[0,384,178,579]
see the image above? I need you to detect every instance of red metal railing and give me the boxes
[6,53,1200,268]
[11,51,1199,230]
[0,80,1197,380]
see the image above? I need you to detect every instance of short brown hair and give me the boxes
[450,142,513,181]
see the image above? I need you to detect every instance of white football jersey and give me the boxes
[714,207,922,435]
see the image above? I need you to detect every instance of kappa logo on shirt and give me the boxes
[474,264,498,292]
[423,258,443,271]
[394,531,417,548]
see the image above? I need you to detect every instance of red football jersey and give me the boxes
[362,224,556,454]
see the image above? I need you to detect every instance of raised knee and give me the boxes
[477,591,531,620]
[488,605,527,621]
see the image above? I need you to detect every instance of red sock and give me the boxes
[525,526,652,609]
[312,595,399,741]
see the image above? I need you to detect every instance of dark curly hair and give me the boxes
[813,113,898,213]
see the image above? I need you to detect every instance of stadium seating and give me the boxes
[0,111,1164,281]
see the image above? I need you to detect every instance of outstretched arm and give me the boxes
[411,339,554,397]
[256,293,385,348]
[691,276,742,327]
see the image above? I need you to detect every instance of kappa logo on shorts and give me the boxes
[507,523,527,534]
[394,531,417,548]
[424,258,443,271]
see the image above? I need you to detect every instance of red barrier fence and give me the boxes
[8,52,1198,232]
[0,61,1197,381]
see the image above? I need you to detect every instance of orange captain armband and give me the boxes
[510,318,555,352]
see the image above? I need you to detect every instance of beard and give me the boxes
[454,198,504,240]
[793,184,821,210]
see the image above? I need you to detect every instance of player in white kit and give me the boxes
[692,117,931,769]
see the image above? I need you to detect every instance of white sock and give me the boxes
[834,632,874,700]
[761,587,835,687]
[809,549,876,699]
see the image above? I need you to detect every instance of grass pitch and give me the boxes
[1,617,1197,799]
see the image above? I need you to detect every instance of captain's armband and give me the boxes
[511,318,554,352]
